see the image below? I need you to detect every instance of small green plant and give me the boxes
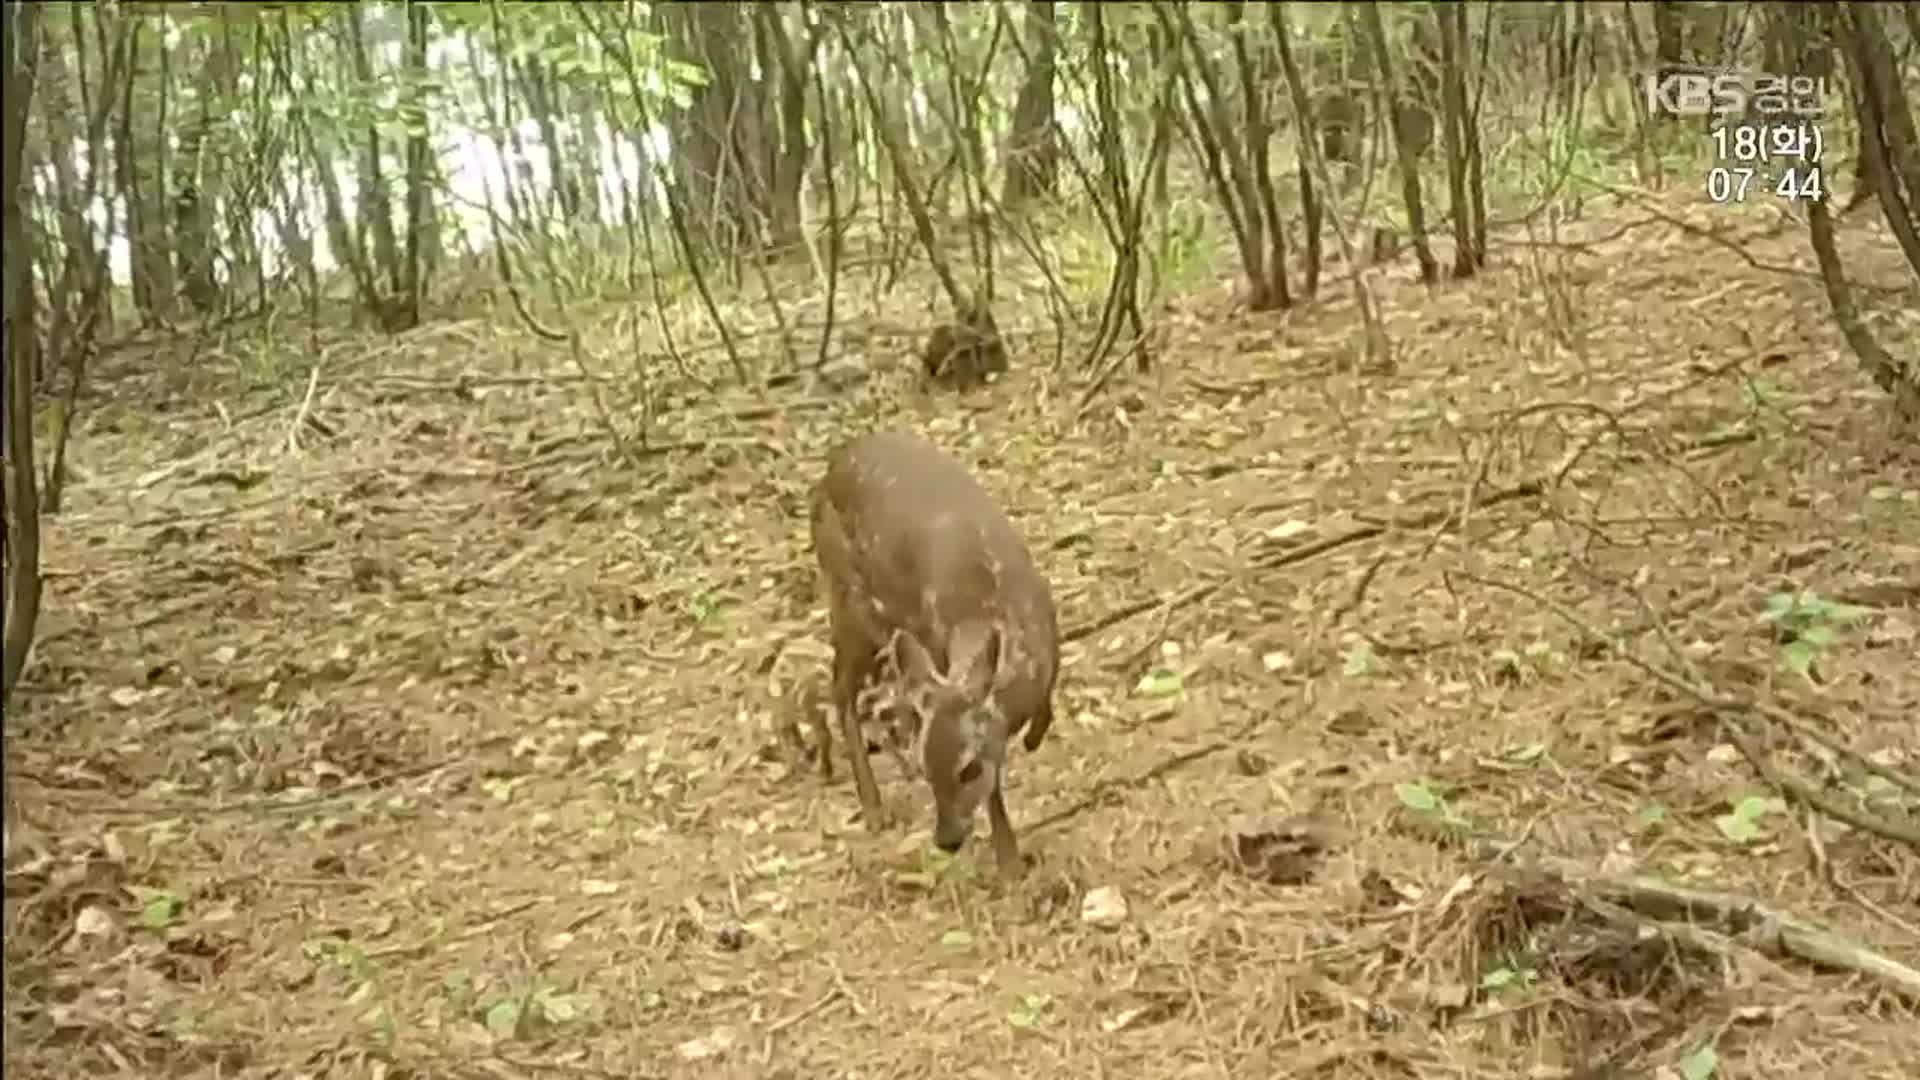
[1678,1042,1719,1080]
[1396,780,1471,831]
[893,846,977,891]
[686,590,721,625]
[443,968,475,1009]
[304,934,376,983]
[304,933,397,1047]
[1631,804,1670,834]
[1006,991,1053,1030]
[482,984,589,1042]
[130,887,185,930]
[1744,378,1782,408]
[1490,640,1566,684]
[485,998,523,1039]
[1342,641,1379,677]
[1480,954,1538,994]
[1715,794,1782,844]
[1760,591,1867,678]
[756,854,796,885]
[1134,669,1183,698]
[365,1004,398,1048]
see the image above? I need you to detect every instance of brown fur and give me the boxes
[808,431,1059,874]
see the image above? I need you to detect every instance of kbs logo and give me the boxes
[1642,70,1828,118]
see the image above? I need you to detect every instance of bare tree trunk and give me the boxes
[1651,0,1685,78]
[757,2,813,248]
[122,17,177,323]
[343,3,400,298]
[268,14,320,309]
[3,0,46,707]
[1840,1,1920,272]
[174,32,222,315]
[1001,0,1058,212]
[216,13,262,302]
[1793,2,1920,428]
[398,0,432,327]
[1359,0,1439,282]
[1807,193,1920,427]
[663,1,763,258]
[1231,0,1289,309]
[1078,0,1158,377]
[34,16,92,342]
[1433,1,1482,277]
[1464,4,1489,266]
[1269,1,1323,298]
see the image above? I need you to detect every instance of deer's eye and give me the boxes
[956,760,983,784]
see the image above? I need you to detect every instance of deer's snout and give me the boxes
[932,818,972,853]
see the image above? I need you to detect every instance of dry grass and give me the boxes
[6,192,1919,1080]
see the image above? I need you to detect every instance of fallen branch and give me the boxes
[1550,865,1920,1003]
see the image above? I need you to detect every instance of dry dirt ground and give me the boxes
[6,192,1919,1079]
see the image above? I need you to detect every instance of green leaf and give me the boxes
[1861,775,1900,805]
[1679,1043,1718,1080]
[939,929,974,949]
[1780,640,1815,676]
[1715,815,1753,842]
[1135,669,1183,697]
[1395,782,1440,813]
[485,1000,521,1038]
[1715,799,1769,842]
[138,891,182,929]
[1506,743,1548,765]
[1342,643,1376,677]
[1006,992,1052,1029]
[670,60,710,88]
[687,592,720,623]
[366,1005,397,1046]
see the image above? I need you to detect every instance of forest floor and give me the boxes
[6,189,1919,1080]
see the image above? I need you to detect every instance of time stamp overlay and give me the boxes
[1642,69,1830,205]
[1705,120,1825,204]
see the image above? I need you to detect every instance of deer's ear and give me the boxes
[950,623,1001,700]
